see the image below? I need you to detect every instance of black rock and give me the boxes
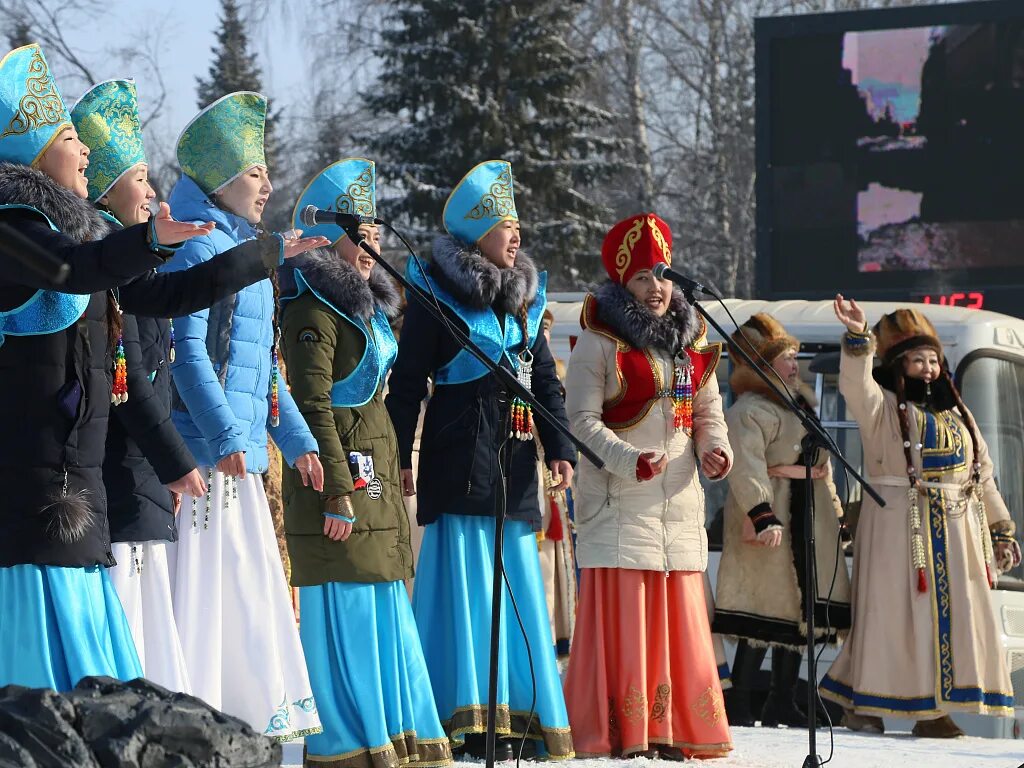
[0,677,283,768]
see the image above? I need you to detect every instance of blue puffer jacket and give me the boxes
[162,175,317,474]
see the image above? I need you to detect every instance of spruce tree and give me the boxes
[196,0,288,229]
[363,0,628,287]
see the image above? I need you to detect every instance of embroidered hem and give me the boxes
[304,733,452,768]
[445,704,574,759]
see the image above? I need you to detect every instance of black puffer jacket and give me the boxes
[0,163,282,567]
[385,236,575,530]
[103,313,193,543]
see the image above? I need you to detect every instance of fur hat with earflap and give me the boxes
[728,313,811,406]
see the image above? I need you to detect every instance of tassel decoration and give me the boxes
[168,319,176,364]
[111,330,128,404]
[908,482,927,593]
[671,358,694,433]
[270,334,281,428]
[509,350,534,442]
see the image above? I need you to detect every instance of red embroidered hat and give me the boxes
[600,213,672,284]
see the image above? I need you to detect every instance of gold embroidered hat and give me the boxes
[873,308,943,365]
[730,313,800,368]
[0,44,72,166]
[600,213,672,284]
[70,79,146,201]
[292,158,375,244]
[176,91,267,195]
[443,160,518,244]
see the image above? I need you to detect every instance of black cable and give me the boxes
[498,430,539,768]
[385,222,544,765]
[704,288,850,765]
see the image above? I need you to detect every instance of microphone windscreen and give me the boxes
[301,205,318,228]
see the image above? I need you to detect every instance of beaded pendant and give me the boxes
[111,297,128,405]
[168,318,176,364]
[270,332,281,428]
[671,357,694,432]
[510,350,534,441]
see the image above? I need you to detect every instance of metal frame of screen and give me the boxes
[755,0,1024,317]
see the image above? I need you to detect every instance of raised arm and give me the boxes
[0,213,163,294]
[834,294,885,431]
[119,235,283,319]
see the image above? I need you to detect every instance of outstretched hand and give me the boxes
[150,201,215,246]
[834,293,867,334]
[280,229,331,260]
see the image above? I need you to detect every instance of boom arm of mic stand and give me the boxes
[350,235,605,470]
[684,288,885,508]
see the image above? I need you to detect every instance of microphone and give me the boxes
[652,262,714,296]
[300,205,383,230]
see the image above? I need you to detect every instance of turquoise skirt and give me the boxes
[299,580,453,767]
[0,564,141,691]
[412,514,573,759]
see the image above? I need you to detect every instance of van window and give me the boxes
[960,355,1024,585]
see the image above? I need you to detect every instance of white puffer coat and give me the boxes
[565,284,732,573]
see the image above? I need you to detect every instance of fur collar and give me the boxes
[429,234,539,315]
[287,247,400,321]
[0,162,114,243]
[592,281,699,355]
[730,363,818,409]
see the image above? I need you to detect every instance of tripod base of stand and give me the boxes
[802,755,824,768]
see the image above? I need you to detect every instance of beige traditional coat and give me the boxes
[714,373,852,649]
[566,328,732,573]
[819,333,1014,718]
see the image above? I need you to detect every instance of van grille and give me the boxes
[1004,606,1024,638]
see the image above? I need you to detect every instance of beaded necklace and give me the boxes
[670,354,694,432]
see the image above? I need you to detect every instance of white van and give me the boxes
[548,294,1024,739]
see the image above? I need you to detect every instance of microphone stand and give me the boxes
[339,221,604,768]
[680,286,884,768]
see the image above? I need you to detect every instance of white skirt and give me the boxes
[109,540,191,694]
[167,470,321,741]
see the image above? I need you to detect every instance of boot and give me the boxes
[912,715,964,738]
[841,709,884,734]
[725,640,767,727]
[463,733,514,761]
[760,648,808,728]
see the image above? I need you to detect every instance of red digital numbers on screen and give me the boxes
[921,292,984,309]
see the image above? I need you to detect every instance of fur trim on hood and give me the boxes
[593,281,700,355]
[430,234,538,315]
[286,247,401,321]
[0,162,115,243]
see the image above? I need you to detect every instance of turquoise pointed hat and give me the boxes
[176,91,267,194]
[292,158,376,244]
[0,44,72,166]
[443,160,518,244]
[70,79,147,201]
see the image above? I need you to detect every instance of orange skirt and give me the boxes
[563,568,732,759]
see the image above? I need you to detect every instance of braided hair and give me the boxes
[891,356,982,483]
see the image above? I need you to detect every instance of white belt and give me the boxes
[868,475,965,493]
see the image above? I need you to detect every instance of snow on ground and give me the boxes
[281,726,1024,768]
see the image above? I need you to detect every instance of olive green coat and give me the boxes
[280,252,411,586]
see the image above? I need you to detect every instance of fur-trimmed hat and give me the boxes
[730,313,799,368]
[873,308,942,365]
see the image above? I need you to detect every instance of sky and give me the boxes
[48,0,306,154]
